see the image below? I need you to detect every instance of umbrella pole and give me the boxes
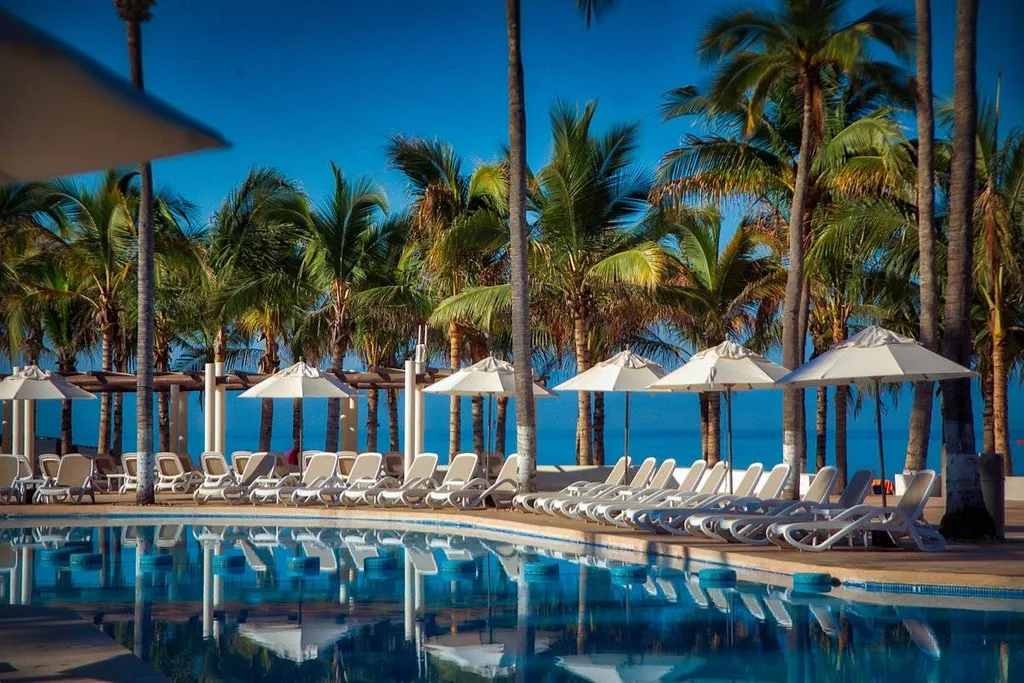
[874,378,886,507]
[623,392,630,471]
[726,387,734,494]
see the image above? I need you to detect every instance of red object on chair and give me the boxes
[286,447,299,467]
[871,478,894,495]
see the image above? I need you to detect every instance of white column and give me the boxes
[403,359,415,469]
[177,391,189,456]
[1,399,11,454]
[214,362,226,455]
[8,556,19,605]
[341,397,358,452]
[11,367,21,457]
[168,385,180,454]
[414,345,425,458]
[20,547,32,605]
[204,363,215,453]
[23,399,35,466]
[404,555,414,642]
[202,544,213,639]
[213,543,223,607]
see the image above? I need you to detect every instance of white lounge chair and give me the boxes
[591,459,708,520]
[293,452,382,506]
[425,455,521,510]
[230,451,252,477]
[250,452,338,504]
[609,461,766,530]
[684,465,841,540]
[375,453,478,508]
[119,452,139,493]
[600,460,729,530]
[155,452,202,493]
[194,451,275,503]
[0,456,20,503]
[195,452,236,489]
[37,453,61,487]
[34,453,95,503]
[544,457,659,517]
[717,469,874,545]
[570,458,679,521]
[768,469,945,552]
[339,453,439,506]
[513,455,629,513]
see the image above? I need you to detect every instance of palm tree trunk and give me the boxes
[573,312,592,465]
[941,0,992,540]
[993,324,1011,472]
[981,364,994,452]
[259,399,273,452]
[834,386,848,493]
[325,336,345,451]
[815,387,827,471]
[366,388,379,452]
[592,392,605,467]
[781,75,815,499]
[292,398,303,452]
[157,393,169,452]
[258,334,279,452]
[60,400,73,455]
[114,342,126,458]
[98,310,115,457]
[496,396,508,456]
[699,393,709,461]
[120,12,156,504]
[506,0,538,493]
[471,396,484,454]
[707,392,720,465]
[386,388,400,451]
[448,320,462,459]
[907,0,938,475]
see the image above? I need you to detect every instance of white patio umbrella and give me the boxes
[0,10,227,183]
[0,365,96,400]
[239,361,358,453]
[554,350,666,467]
[649,341,788,492]
[777,325,975,506]
[238,618,372,662]
[425,632,550,678]
[556,654,705,683]
[424,357,555,455]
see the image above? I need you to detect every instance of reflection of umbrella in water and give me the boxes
[557,654,704,683]
[425,630,550,678]
[237,617,374,663]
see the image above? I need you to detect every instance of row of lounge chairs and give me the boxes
[512,456,946,552]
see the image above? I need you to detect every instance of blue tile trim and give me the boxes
[843,580,1024,600]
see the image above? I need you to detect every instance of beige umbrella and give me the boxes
[0,365,96,400]
[778,326,975,506]
[554,350,666,467]
[649,341,788,492]
[0,10,226,183]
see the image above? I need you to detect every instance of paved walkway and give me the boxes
[0,605,166,682]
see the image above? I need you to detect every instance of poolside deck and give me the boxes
[4,493,1023,593]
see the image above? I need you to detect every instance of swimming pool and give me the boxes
[1,522,1019,682]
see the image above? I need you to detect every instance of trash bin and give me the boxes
[978,453,1005,540]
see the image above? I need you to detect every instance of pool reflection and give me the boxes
[0,524,1019,682]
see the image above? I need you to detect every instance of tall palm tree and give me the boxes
[386,137,505,461]
[114,0,158,503]
[299,163,388,451]
[906,0,938,473]
[940,0,991,539]
[696,0,913,495]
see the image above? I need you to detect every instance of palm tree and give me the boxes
[940,0,991,540]
[386,137,506,461]
[696,0,913,495]
[114,0,158,504]
[299,163,388,451]
[907,0,939,473]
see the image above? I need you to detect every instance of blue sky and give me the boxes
[4,0,1021,222]
[4,0,1022,470]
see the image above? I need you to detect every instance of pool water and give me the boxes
[1,523,1020,682]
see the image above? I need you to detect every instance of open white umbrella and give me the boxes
[425,631,550,678]
[650,341,788,492]
[0,365,96,400]
[778,325,975,506]
[424,357,554,455]
[238,617,372,662]
[554,350,666,467]
[239,361,357,453]
[0,10,227,183]
[556,654,705,683]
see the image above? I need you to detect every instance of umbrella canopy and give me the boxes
[556,654,705,683]
[554,350,665,392]
[650,341,788,392]
[424,357,555,398]
[0,365,95,400]
[425,632,550,677]
[0,10,226,183]
[237,618,371,662]
[777,325,976,387]
[238,361,358,399]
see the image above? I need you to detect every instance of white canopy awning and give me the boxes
[650,341,788,392]
[238,361,358,399]
[424,357,554,398]
[554,350,665,393]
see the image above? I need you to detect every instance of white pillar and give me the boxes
[1,399,11,454]
[341,397,358,452]
[20,547,32,605]
[168,385,180,454]
[403,359,415,469]
[11,367,21,457]
[23,399,35,466]
[202,544,213,639]
[214,362,226,455]
[414,345,425,458]
[213,542,223,607]
[404,555,414,642]
[177,391,189,456]
[204,363,215,453]
[8,557,19,605]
